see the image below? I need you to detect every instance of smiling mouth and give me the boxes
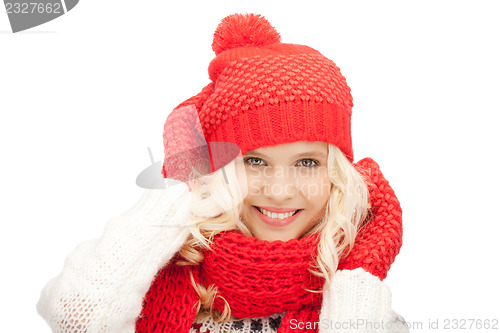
[255,206,302,219]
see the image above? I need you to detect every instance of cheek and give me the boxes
[299,176,331,202]
[241,197,256,216]
[246,175,265,196]
[306,180,330,224]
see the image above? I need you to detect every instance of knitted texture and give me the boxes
[340,158,404,280]
[36,157,405,333]
[191,275,409,333]
[162,104,212,184]
[203,231,324,317]
[136,157,403,333]
[135,232,322,333]
[36,182,194,332]
[319,268,408,332]
[136,253,199,332]
[162,13,353,183]
[202,52,352,156]
[190,312,285,333]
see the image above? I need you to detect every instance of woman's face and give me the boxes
[237,141,331,242]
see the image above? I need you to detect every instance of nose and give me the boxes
[261,168,298,201]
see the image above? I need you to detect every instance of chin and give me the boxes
[253,230,300,242]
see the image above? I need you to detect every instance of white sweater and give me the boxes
[36,182,410,333]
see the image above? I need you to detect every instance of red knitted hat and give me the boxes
[162,13,353,183]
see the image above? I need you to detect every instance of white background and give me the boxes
[1,1,499,332]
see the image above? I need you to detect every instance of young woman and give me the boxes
[37,13,409,333]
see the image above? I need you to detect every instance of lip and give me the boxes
[254,206,303,226]
[256,206,301,213]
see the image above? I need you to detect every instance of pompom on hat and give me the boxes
[162,13,353,184]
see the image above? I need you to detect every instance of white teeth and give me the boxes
[258,207,298,219]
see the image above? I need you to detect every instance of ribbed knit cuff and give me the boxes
[210,100,353,163]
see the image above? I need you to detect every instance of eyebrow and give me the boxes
[244,151,327,159]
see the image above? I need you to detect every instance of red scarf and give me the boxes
[136,157,403,333]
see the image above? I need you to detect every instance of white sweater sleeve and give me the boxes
[36,183,193,333]
[319,268,410,333]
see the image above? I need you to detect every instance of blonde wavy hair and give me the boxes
[174,143,372,322]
